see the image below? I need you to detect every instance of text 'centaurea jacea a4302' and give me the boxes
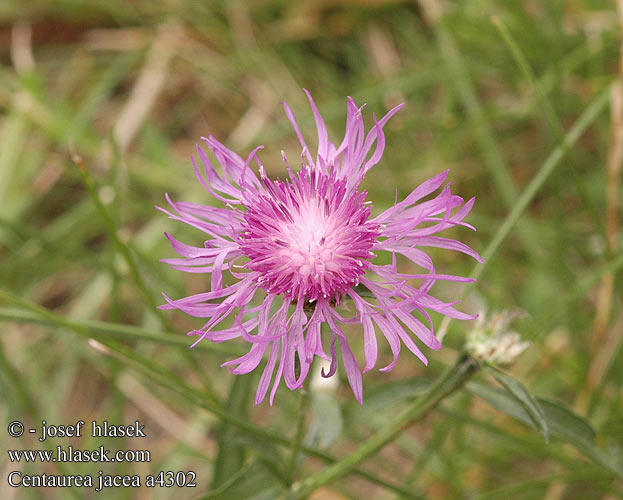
[159,90,482,405]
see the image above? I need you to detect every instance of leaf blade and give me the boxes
[466,381,622,475]
[211,374,254,489]
[487,365,549,442]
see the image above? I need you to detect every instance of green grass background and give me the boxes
[0,0,621,499]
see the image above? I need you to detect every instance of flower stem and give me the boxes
[288,354,480,499]
[287,387,310,483]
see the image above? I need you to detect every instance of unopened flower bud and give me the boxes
[465,310,530,366]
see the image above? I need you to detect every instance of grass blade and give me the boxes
[211,374,255,489]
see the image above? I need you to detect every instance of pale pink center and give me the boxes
[275,199,345,277]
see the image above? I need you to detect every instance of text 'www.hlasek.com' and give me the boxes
[6,419,197,492]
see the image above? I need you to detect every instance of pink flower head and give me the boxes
[159,90,482,405]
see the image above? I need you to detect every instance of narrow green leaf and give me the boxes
[74,158,167,327]
[0,289,463,499]
[0,306,243,356]
[467,469,613,500]
[211,375,254,489]
[487,365,549,442]
[490,15,603,229]
[537,399,622,476]
[434,18,543,262]
[231,433,286,474]
[289,355,480,499]
[468,86,610,285]
[466,381,622,475]
[199,461,286,500]
[69,52,140,139]
[286,389,310,481]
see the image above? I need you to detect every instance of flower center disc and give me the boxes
[239,169,378,302]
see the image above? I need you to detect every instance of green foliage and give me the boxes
[211,375,255,489]
[486,364,549,442]
[467,381,622,476]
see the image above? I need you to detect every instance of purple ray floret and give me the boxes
[158,90,482,405]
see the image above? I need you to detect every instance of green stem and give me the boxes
[0,304,243,356]
[0,289,422,500]
[433,18,542,262]
[75,153,227,398]
[287,387,310,483]
[437,84,611,338]
[288,354,480,500]
[491,15,603,233]
[74,158,168,327]
[466,86,610,289]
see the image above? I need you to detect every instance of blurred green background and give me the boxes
[0,0,621,499]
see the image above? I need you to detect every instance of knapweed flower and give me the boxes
[159,90,482,405]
